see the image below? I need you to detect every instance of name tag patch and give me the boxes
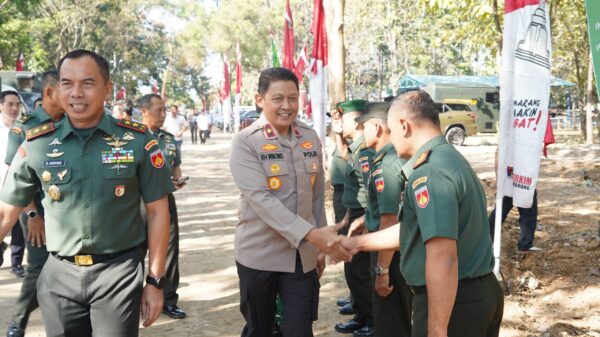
[260,152,284,161]
[303,151,318,158]
[43,160,66,168]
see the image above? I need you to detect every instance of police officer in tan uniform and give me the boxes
[229,67,351,337]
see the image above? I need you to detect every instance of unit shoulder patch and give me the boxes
[413,150,431,169]
[26,122,56,141]
[116,119,147,133]
[411,176,428,189]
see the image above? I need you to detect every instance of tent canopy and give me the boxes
[398,74,575,92]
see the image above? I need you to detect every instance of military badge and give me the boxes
[42,171,52,182]
[145,139,159,151]
[360,161,370,174]
[46,149,64,158]
[267,176,282,191]
[48,185,61,201]
[150,149,165,168]
[300,141,313,149]
[412,176,428,189]
[26,122,55,141]
[102,149,135,164]
[263,124,277,139]
[375,177,385,193]
[115,185,126,197]
[48,138,62,146]
[415,186,429,208]
[262,144,279,151]
[271,164,281,174]
[57,169,67,181]
[371,169,382,177]
[122,132,136,141]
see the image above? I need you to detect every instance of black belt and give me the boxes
[51,247,138,266]
[410,273,493,295]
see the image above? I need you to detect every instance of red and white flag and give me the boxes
[294,43,309,83]
[497,0,552,208]
[282,0,295,70]
[234,42,243,132]
[16,52,24,71]
[116,86,127,100]
[308,0,328,144]
[222,58,232,132]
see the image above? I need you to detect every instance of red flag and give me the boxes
[222,61,231,100]
[543,115,555,157]
[282,0,295,70]
[236,41,243,94]
[116,86,126,100]
[294,43,309,83]
[310,0,328,74]
[16,52,24,71]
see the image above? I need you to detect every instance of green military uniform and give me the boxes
[4,107,62,333]
[399,136,504,337]
[330,146,348,224]
[154,129,182,309]
[0,114,174,337]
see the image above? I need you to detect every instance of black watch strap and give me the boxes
[146,275,166,289]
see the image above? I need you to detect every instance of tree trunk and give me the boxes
[324,0,346,105]
[585,52,595,144]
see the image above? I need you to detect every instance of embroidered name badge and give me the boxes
[412,176,428,189]
[144,139,159,151]
[43,160,66,168]
[260,152,284,161]
[302,151,318,158]
[102,149,135,164]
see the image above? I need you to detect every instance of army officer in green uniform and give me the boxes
[337,90,504,337]
[0,49,173,337]
[140,93,188,319]
[4,70,65,337]
[356,101,412,337]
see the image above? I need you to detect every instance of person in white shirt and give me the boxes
[164,105,188,157]
[196,110,210,144]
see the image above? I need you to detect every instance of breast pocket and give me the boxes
[39,167,72,209]
[262,161,289,192]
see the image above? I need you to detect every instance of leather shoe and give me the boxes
[353,325,375,337]
[6,323,24,337]
[338,302,355,315]
[162,305,186,319]
[334,319,363,333]
[10,265,25,278]
[336,295,352,307]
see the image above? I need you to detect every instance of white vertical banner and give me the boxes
[495,0,552,274]
[309,59,328,144]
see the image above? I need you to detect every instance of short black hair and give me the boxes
[256,67,299,113]
[57,49,110,83]
[140,94,163,110]
[41,70,59,98]
[392,90,440,127]
[0,90,20,104]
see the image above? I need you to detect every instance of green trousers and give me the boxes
[411,273,504,337]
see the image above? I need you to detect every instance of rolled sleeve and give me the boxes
[229,135,314,247]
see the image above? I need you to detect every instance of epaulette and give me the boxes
[26,122,56,141]
[17,114,33,124]
[359,142,367,150]
[413,150,431,169]
[263,123,277,139]
[10,127,22,135]
[116,119,147,133]
[373,151,386,164]
[292,124,302,138]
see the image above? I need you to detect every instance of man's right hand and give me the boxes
[27,216,46,247]
[305,224,353,263]
[375,274,394,297]
[331,111,343,134]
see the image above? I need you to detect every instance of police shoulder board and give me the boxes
[26,122,56,141]
[116,119,147,133]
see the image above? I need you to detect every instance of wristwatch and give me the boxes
[146,275,166,289]
[374,266,389,276]
[26,210,38,219]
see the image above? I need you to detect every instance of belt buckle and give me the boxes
[74,255,93,266]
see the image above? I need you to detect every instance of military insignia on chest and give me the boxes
[102,149,135,165]
[300,141,313,149]
[46,138,64,158]
[267,176,282,190]
[262,143,279,151]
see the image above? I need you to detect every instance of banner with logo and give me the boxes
[497,0,552,208]
[586,0,600,98]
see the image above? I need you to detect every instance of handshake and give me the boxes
[305,222,363,264]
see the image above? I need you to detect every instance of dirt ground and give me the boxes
[0,130,598,337]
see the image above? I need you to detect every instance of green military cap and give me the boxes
[327,99,367,117]
[355,101,391,123]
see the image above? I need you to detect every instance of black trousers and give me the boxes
[189,123,198,144]
[489,190,538,250]
[37,249,144,337]
[200,130,208,144]
[237,254,320,337]
[332,185,346,225]
[344,208,373,325]
[370,251,412,337]
[11,212,49,330]
[10,219,25,267]
[411,273,504,337]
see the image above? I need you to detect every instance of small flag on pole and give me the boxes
[282,0,295,70]
[16,52,24,71]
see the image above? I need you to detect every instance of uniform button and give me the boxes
[84,203,90,208]
[83,234,89,239]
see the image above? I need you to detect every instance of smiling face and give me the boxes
[0,93,21,126]
[58,56,112,128]
[255,80,299,134]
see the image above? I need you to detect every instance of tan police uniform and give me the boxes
[229,115,326,337]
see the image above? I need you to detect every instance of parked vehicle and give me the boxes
[239,109,261,130]
[435,102,478,146]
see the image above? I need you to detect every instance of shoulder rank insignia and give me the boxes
[292,124,302,138]
[373,152,386,164]
[263,124,277,139]
[26,122,56,141]
[17,114,33,124]
[359,142,367,150]
[11,127,22,135]
[116,119,147,133]
[413,150,431,169]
